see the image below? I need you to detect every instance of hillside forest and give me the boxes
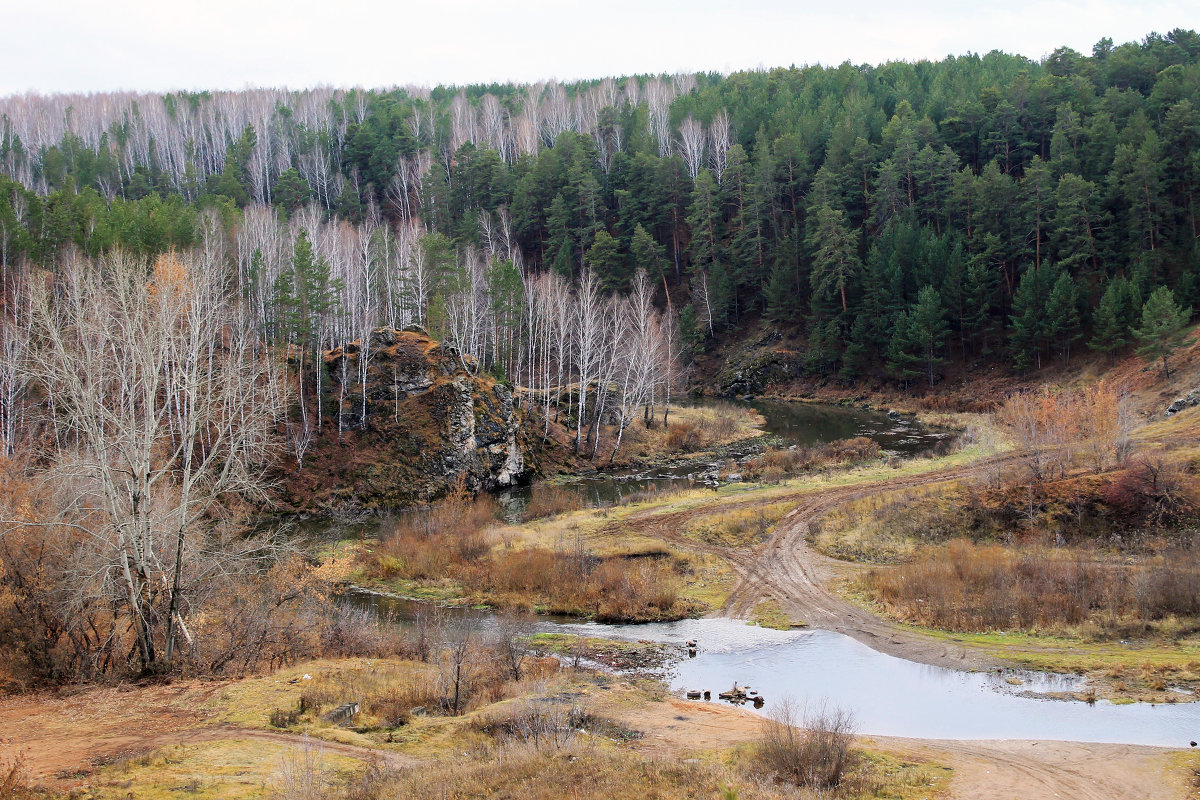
[0,29,1198,398]
[0,31,1199,686]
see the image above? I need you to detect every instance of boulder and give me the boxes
[1165,389,1200,416]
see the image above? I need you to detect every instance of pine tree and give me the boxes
[587,231,626,292]
[887,285,949,386]
[1088,278,1128,359]
[806,204,860,314]
[1134,286,1193,379]
[1009,264,1052,371]
[545,193,574,277]
[686,170,723,271]
[630,224,668,286]
[1043,269,1082,366]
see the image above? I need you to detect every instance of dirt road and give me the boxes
[612,457,1010,669]
[615,696,1188,800]
[604,455,1198,798]
[0,682,413,788]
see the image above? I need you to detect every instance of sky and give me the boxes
[3,0,1196,96]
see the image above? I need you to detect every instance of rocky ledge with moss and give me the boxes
[277,326,533,510]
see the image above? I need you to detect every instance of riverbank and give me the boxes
[1,658,1191,800]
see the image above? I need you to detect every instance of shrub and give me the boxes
[866,539,1200,635]
[664,421,703,451]
[521,485,586,520]
[271,708,302,728]
[757,698,856,789]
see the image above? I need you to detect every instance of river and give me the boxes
[498,399,953,513]
[342,590,1200,748]
[327,400,1199,748]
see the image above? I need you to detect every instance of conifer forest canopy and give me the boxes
[0,29,1198,385]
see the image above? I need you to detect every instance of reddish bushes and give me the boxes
[867,539,1200,636]
[371,492,499,580]
[364,492,692,622]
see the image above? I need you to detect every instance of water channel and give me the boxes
[343,591,1200,748]
[498,399,953,514]
[327,400,1200,747]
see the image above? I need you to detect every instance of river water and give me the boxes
[329,400,1200,747]
[551,618,1200,748]
[343,590,1200,747]
[498,400,953,513]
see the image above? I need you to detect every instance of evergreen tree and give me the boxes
[1009,264,1053,371]
[686,170,723,271]
[272,168,311,216]
[806,204,860,314]
[1088,278,1129,359]
[1134,286,1193,378]
[630,224,668,287]
[1043,269,1082,366]
[587,231,627,292]
[545,193,574,277]
[887,285,949,386]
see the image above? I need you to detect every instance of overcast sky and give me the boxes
[3,1,1195,96]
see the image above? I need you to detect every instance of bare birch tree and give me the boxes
[25,251,284,670]
[678,116,707,179]
[709,109,731,181]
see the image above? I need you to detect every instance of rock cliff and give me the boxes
[277,327,531,510]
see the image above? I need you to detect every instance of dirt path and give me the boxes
[879,737,1186,800]
[171,725,416,767]
[611,456,1013,670]
[0,682,413,789]
[612,696,1187,800]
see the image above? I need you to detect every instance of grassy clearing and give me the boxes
[85,739,361,800]
[682,501,792,547]
[751,599,803,630]
[69,650,957,800]
[813,480,969,563]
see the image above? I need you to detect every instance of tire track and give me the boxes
[610,454,1019,670]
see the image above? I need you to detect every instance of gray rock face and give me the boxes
[317,328,530,506]
[1165,390,1200,416]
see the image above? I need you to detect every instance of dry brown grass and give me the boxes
[468,549,689,622]
[521,484,587,520]
[865,538,1200,637]
[335,747,808,800]
[371,492,498,581]
[623,401,760,458]
[683,503,792,547]
[742,438,882,484]
[361,492,697,622]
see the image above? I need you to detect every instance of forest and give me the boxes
[3,27,1200,800]
[0,28,1197,393]
[0,30,1199,682]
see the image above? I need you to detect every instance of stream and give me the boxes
[343,591,1200,748]
[323,400,1200,747]
[497,399,953,514]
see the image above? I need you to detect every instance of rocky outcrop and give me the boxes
[714,329,799,396]
[1165,389,1200,416]
[279,327,531,509]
